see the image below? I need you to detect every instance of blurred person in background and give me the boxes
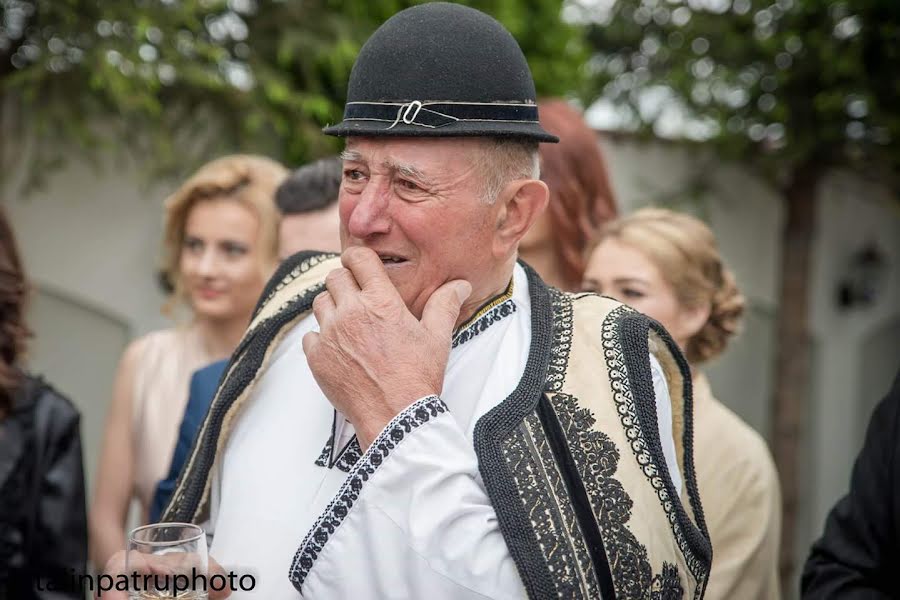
[148,155,343,522]
[276,155,343,259]
[802,369,900,598]
[582,207,781,599]
[0,205,87,599]
[89,155,287,568]
[518,98,616,290]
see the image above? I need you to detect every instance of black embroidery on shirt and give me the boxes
[452,299,517,348]
[288,395,448,594]
[314,433,363,473]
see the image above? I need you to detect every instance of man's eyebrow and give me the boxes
[387,160,432,186]
[340,149,363,162]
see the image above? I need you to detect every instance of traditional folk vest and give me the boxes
[163,251,712,599]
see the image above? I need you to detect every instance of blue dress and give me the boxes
[149,359,227,522]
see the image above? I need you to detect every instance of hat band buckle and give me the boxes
[387,100,429,130]
[402,101,423,124]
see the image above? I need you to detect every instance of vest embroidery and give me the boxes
[501,414,601,597]
[602,305,705,592]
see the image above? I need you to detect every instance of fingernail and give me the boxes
[454,281,472,303]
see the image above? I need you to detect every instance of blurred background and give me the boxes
[1,0,898,596]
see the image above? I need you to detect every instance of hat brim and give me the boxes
[323,119,559,143]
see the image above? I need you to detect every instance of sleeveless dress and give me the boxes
[130,326,214,521]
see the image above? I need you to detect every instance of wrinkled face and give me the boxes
[278,203,342,260]
[339,137,500,318]
[582,237,699,346]
[180,198,268,322]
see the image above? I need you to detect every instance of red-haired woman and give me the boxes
[519,99,617,290]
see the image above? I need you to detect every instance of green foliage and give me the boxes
[576,0,900,185]
[1,0,588,188]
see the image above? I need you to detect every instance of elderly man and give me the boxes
[154,4,711,599]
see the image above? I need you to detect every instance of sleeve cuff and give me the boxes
[289,394,448,592]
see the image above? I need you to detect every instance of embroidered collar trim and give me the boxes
[451,277,515,348]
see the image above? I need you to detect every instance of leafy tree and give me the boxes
[576,0,900,587]
[1,0,588,189]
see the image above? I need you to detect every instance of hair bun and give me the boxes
[687,267,745,363]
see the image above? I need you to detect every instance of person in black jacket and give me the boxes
[802,369,900,598]
[0,205,87,600]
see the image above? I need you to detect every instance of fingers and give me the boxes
[209,556,232,599]
[324,267,360,304]
[312,290,336,328]
[104,550,129,577]
[341,246,394,294]
[421,279,471,340]
[209,555,228,577]
[302,330,320,358]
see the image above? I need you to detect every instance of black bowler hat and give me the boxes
[323,3,558,143]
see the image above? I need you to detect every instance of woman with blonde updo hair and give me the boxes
[90,155,287,568]
[582,207,781,599]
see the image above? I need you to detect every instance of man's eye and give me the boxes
[398,179,421,191]
[344,169,364,181]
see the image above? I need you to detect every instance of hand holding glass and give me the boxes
[126,523,209,599]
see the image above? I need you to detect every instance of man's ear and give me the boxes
[492,179,549,258]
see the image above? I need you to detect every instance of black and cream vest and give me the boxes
[162,251,712,599]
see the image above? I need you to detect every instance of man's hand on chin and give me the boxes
[302,246,471,449]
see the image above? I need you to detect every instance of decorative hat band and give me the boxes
[342,101,540,130]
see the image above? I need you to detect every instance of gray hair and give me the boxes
[475,139,540,204]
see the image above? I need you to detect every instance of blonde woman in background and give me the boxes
[89,155,287,568]
[582,207,781,599]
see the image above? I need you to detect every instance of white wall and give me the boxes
[6,157,170,337]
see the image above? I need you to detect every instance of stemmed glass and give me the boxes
[126,523,209,599]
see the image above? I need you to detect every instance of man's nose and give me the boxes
[346,180,391,239]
